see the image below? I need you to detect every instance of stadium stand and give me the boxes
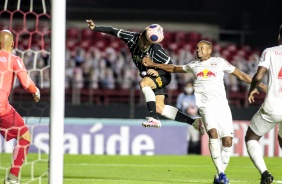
[11,24,265,107]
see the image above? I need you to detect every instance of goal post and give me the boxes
[49,0,66,183]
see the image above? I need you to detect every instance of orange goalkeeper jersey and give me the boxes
[0,50,37,116]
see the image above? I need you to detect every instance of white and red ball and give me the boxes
[145,24,164,44]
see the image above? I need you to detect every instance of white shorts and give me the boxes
[250,108,282,136]
[199,102,233,138]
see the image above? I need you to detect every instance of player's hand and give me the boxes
[86,19,95,30]
[147,69,159,77]
[248,89,259,104]
[142,56,154,67]
[260,84,268,93]
[33,87,40,102]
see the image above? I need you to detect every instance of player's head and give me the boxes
[0,30,14,52]
[278,24,282,44]
[139,30,152,51]
[196,40,213,61]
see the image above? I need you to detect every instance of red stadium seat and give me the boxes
[186,31,202,43]
[79,40,92,52]
[66,27,79,40]
[81,28,94,40]
[66,39,77,51]
[175,31,186,44]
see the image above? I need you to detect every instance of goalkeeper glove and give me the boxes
[33,87,40,102]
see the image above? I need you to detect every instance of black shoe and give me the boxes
[260,171,274,184]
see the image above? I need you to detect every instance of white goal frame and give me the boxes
[50,0,66,183]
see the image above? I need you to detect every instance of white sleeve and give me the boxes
[182,64,193,73]
[258,49,270,69]
[222,58,235,74]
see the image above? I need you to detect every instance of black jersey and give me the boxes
[93,26,172,78]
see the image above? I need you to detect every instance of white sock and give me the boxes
[246,140,267,174]
[221,146,232,172]
[161,105,178,120]
[142,86,155,102]
[209,139,223,174]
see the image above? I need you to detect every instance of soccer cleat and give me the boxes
[192,118,205,135]
[218,172,229,184]
[260,171,274,184]
[213,174,220,184]
[142,117,161,128]
[4,174,19,184]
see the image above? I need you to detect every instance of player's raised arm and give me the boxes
[142,56,186,73]
[86,19,119,36]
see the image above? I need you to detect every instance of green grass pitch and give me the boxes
[0,154,281,183]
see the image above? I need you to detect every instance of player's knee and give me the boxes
[207,128,218,139]
[139,78,150,88]
[244,127,260,142]
[222,137,232,147]
[20,130,31,142]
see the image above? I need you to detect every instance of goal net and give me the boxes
[0,0,51,183]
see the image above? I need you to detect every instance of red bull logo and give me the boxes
[196,69,216,78]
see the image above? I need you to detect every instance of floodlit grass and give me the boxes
[0,154,281,184]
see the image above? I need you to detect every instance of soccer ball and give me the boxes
[145,24,164,44]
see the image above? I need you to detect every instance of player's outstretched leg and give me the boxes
[160,105,205,134]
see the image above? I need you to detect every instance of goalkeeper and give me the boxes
[0,30,40,184]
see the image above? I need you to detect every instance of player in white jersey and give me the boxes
[142,40,267,184]
[245,25,282,184]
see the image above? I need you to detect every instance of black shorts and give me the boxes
[150,75,171,97]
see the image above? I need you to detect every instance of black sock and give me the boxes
[146,101,159,119]
[174,111,194,125]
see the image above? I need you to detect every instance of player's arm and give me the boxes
[86,19,119,36]
[231,68,267,92]
[142,56,186,73]
[14,58,40,102]
[248,66,268,103]
[152,45,175,76]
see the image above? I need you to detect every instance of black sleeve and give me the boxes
[93,26,120,37]
[150,44,173,76]
[150,44,172,64]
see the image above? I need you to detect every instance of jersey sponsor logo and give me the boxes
[211,62,217,67]
[196,69,216,78]
[155,77,163,87]
[275,51,282,55]
[0,57,7,63]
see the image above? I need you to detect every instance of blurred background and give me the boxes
[64,0,281,120]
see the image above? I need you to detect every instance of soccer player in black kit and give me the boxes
[86,19,204,134]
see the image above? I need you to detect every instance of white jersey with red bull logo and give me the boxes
[259,45,282,115]
[182,57,235,107]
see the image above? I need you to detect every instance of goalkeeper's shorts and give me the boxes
[0,107,28,141]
